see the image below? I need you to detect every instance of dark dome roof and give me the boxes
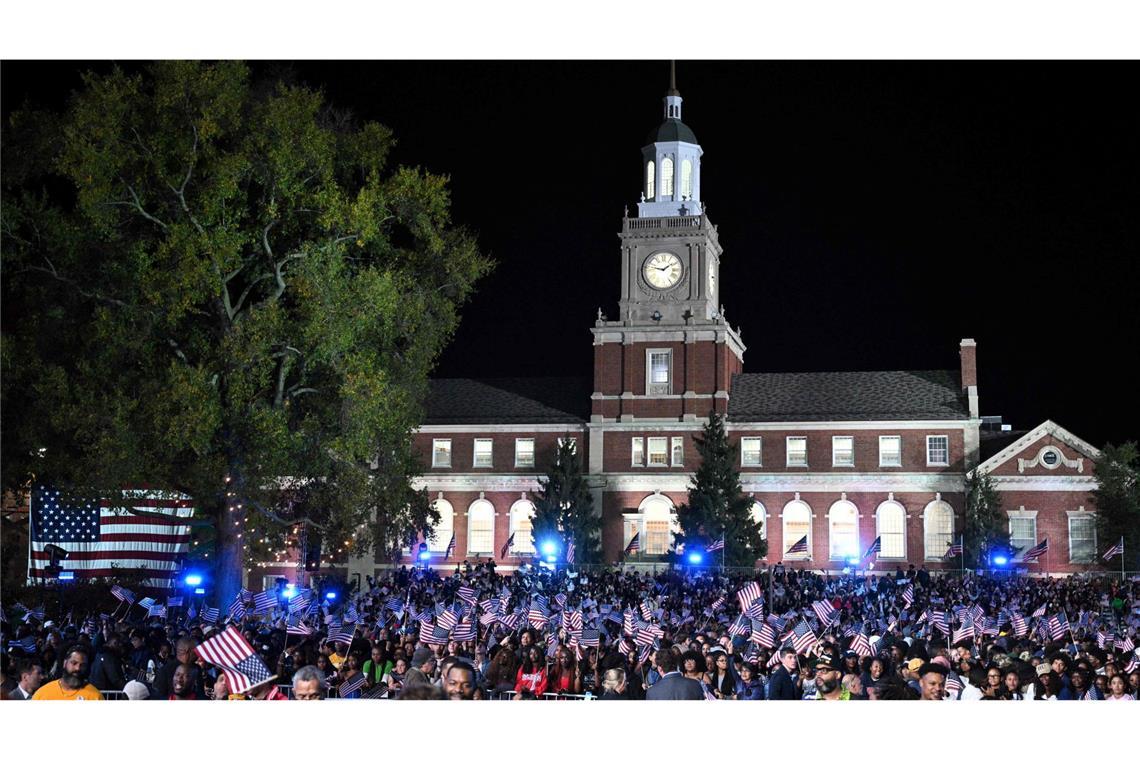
[645,118,698,145]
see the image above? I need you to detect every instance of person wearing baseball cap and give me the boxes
[813,647,851,701]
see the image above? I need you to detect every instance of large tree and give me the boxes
[1092,442,1140,571]
[963,470,1009,568]
[676,412,765,567]
[530,438,601,565]
[1,62,492,605]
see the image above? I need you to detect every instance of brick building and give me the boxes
[257,79,1104,589]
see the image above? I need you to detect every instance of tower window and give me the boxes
[646,160,655,200]
[661,157,674,198]
[647,349,671,395]
[681,159,692,198]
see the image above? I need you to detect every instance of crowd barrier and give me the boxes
[101,690,128,700]
[490,690,595,701]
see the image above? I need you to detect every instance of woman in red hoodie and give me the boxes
[514,646,548,698]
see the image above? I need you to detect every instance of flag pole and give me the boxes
[721,531,725,574]
[1122,536,1126,582]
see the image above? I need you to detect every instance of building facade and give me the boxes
[253,80,1104,589]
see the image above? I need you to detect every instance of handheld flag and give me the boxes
[862,536,881,560]
[500,532,515,559]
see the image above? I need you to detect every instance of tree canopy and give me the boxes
[530,438,601,565]
[1,62,493,604]
[1092,442,1140,570]
[964,470,1009,568]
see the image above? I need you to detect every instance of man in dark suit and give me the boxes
[646,648,704,700]
[767,647,803,700]
[8,661,44,700]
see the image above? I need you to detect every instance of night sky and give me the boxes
[4,61,1137,447]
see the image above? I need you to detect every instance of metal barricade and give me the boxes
[101,690,129,700]
[489,690,594,701]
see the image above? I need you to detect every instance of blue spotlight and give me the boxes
[184,574,203,587]
[418,550,432,562]
[992,554,1008,567]
[541,541,558,556]
[194,588,206,595]
[545,555,558,564]
[58,570,75,581]
[845,555,860,567]
[282,584,297,600]
[325,591,337,600]
[688,551,704,565]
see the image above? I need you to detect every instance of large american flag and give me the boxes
[1103,537,1124,561]
[1019,537,1049,562]
[29,487,193,587]
[195,627,274,694]
[625,532,640,555]
[786,535,809,555]
[862,536,881,560]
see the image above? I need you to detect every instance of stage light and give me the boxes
[541,541,558,556]
[418,550,432,561]
[545,555,558,564]
[845,555,860,566]
[992,554,1008,567]
[688,551,704,565]
[184,574,203,587]
[58,570,75,581]
[325,591,337,600]
[194,588,206,595]
[282,586,297,599]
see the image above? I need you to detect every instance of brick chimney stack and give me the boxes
[960,338,979,418]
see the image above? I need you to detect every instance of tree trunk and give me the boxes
[214,491,246,612]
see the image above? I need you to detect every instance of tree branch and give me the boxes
[117,185,170,230]
[123,505,214,527]
[21,257,134,309]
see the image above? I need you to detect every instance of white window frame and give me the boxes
[646,160,655,200]
[828,500,860,560]
[781,500,813,559]
[514,438,535,468]
[832,436,855,467]
[875,500,907,561]
[631,437,644,467]
[646,349,672,396]
[637,495,678,556]
[671,436,684,467]
[786,436,808,467]
[509,500,536,555]
[926,435,949,466]
[661,156,674,198]
[879,435,902,467]
[428,499,454,553]
[647,437,668,467]
[751,502,767,541]
[681,159,692,198]
[1009,513,1038,560]
[741,437,762,467]
[923,500,956,560]
[473,438,493,468]
[432,439,452,468]
[466,499,496,555]
[1067,513,1097,564]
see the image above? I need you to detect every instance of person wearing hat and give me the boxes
[403,647,436,690]
[812,647,851,701]
[842,650,860,677]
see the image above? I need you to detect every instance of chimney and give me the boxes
[959,338,979,419]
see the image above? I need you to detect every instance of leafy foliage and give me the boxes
[530,438,601,564]
[964,470,1009,568]
[676,412,766,567]
[1092,442,1140,569]
[1,62,493,603]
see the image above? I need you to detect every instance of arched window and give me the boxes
[661,157,674,198]
[428,499,454,553]
[923,500,955,560]
[628,495,678,555]
[750,501,767,541]
[782,500,812,558]
[828,500,860,560]
[646,160,655,200]
[509,500,536,555]
[875,500,906,560]
[467,499,495,555]
[681,159,692,198]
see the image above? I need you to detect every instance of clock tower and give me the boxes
[591,70,745,424]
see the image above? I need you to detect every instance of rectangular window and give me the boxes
[1009,515,1037,557]
[432,439,452,468]
[645,520,671,555]
[671,437,684,466]
[832,436,854,467]
[1068,515,1096,563]
[647,349,671,395]
[468,516,494,554]
[648,437,668,466]
[631,437,644,467]
[879,508,906,559]
[786,437,808,467]
[473,438,493,468]
[514,438,535,468]
[741,437,762,467]
[927,435,949,466]
[879,436,902,467]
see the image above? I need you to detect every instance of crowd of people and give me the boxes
[3,560,1138,702]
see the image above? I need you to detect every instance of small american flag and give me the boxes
[944,671,964,698]
[812,600,836,627]
[10,635,39,654]
[737,581,762,610]
[580,629,601,647]
[786,535,809,555]
[1019,537,1049,562]
[327,623,356,646]
[444,534,456,560]
[500,532,515,559]
[1117,636,1135,652]
[452,620,476,642]
[901,586,915,609]
[862,536,881,560]
[252,590,276,613]
[850,631,872,658]
[110,585,136,604]
[944,537,963,558]
[138,597,156,610]
[728,614,750,637]
[624,532,640,555]
[1082,685,1104,700]
[1011,612,1027,636]
[708,537,725,552]
[362,683,389,699]
[201,606,220,624]
[286,616,314,637]
[751,623,776,649]
[1047,612,1070,640]
[195,627,274,694]
[952,617,974,644]
[438,608,459,630]
[456,585,477,605]
[147,604,167,618]
[166,596,183,608]
[1097,631,1114,650]
[1031,603,1047,618]
[289,590,313,614]
[1103,537,1124,561]
[710,594,726,612]
[792,620,817,654]
[338,672,367,698]
[565,538,575,565]
[420,625,448,646]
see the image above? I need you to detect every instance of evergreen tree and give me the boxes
[1,62,492,606]
[677,411,765,567]
[531,438,601,564]
[1092,442,1140,570]
[964,470,1009,568]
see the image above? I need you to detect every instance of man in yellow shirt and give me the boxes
[32,645,104,700]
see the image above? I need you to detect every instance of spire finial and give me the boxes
[667,60,679,96]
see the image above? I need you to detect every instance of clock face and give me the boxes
[643,252,683,290]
